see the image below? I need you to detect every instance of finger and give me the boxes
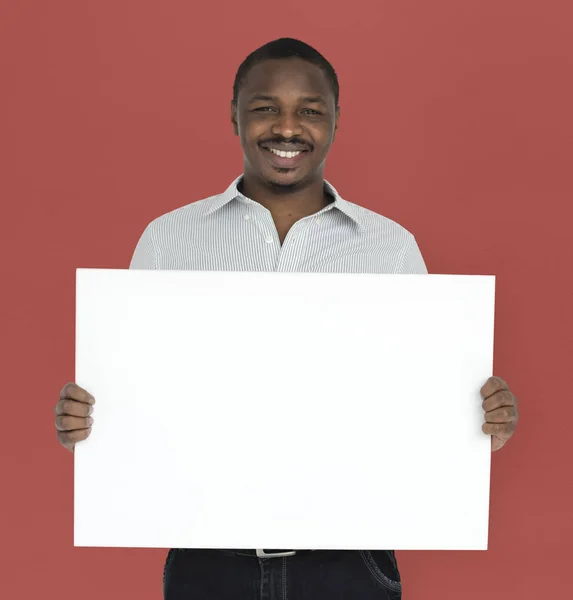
[60,382,95,405]
[58,427,92,446]
[55,398,93,417]
[480,376,509,400]
[55,415,94,432]
[484,405,519,424]
[482,390,518,412]
[482,421,516,437]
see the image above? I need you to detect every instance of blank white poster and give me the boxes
[74,269,495,550]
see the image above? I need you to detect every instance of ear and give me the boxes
[231,100,239,136]
[333,105,340,142]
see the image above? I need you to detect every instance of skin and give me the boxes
[55,58,520,452]
[55,382,94,451]
[480,376,519,451]
[231,57,340,244]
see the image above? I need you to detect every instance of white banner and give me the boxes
[74,269,495,550]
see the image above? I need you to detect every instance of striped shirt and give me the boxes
[129,175,427,275]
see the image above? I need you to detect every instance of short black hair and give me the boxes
[232,37,339,107]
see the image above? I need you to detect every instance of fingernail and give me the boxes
[88,405,93,415]
[87,416,94,426]
[88,395,96,404]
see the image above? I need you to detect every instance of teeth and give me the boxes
[269,148,302,158]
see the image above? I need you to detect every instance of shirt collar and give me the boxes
[206,174,364,232]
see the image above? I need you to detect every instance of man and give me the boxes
[54,38,519,599]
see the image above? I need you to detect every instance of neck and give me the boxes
[239,174,331,221]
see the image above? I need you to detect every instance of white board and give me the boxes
[74,269,495,550]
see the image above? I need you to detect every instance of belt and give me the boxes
[227,549,316,558]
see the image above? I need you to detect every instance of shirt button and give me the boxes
[265,236,273,244]
[315,217,322,224]
[243,214,250,221]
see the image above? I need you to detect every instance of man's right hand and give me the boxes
[55,382,95,452]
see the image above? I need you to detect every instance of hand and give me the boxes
[480,376,519,452]
[55,382,95,452]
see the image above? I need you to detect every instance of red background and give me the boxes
[1,1,572,598]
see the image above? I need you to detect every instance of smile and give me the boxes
[269,148,302,158]
[260,145,310,169]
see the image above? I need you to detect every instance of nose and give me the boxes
[271,113,304,139]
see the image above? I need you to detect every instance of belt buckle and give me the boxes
[256,549,297,558]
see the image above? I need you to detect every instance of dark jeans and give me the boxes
[163,549,402,599]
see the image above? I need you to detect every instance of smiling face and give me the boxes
[231,57,340,191]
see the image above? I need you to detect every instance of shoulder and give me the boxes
[337,198,427,273]
[129,192,222,269]
[143,193,219,237]
[342,198,417,242]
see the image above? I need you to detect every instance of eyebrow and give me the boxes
[247,94,327,105]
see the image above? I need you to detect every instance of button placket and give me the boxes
[251,212,281,270]
[276,219,310,272]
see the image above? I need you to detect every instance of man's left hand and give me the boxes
[480,376,519,452]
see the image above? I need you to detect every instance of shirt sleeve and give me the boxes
[129,222,157,270]
[400,234,428,274]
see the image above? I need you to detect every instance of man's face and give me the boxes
[231,58,339,190]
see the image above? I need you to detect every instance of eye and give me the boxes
[253,107,275,112]
[302,109,321,115]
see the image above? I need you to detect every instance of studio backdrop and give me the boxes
[1,1,571,599]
